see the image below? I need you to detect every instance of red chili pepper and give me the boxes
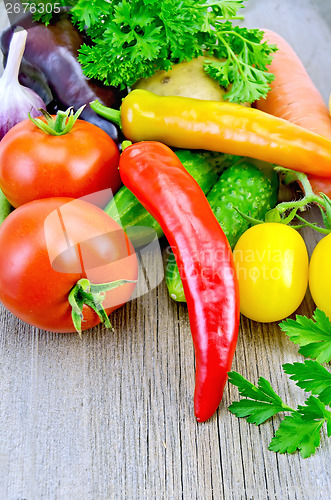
[119,141,240,422]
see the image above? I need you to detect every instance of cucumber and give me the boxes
[166,159,279,302]
[207,158,279,248]
[0,188,12,226]
[105,150,231,247]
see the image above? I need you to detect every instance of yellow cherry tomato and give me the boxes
[233,223,309,323]
[309,233,331,319]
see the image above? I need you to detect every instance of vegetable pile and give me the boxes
[0,0,331,457]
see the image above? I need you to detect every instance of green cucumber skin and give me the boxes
[207,159,279,248]
[166,160,279,302]
[0,189,12,226]
[165,250,186,302]
[105,150,228,244]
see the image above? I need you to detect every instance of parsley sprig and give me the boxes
[283,360,331,405]
[269,397,331,459]
[30,0,276,103]
[280,309,331,363]
[228,373,293,424]
[228,309,331,458]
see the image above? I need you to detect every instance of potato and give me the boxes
[133,55,228,101]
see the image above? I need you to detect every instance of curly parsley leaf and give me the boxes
[204,25,276,102]
[70,0,113,30]
[283,360,331,406]
[228,372,293,424]
[269,397,331,458]
[30,0,276,103]
[27,0,75,25]
[203,0,245,18]
[279,309,331,363]
[77,0,204,88]
[198,0,245,30]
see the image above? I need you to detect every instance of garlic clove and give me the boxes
[0,28,46,140]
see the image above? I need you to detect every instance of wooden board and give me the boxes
[0,1,330,499]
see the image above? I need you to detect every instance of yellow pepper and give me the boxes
[91,89,331,177]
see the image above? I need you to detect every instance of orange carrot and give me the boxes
[255,29,331,196]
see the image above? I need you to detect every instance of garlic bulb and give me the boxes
[0,28,46,140]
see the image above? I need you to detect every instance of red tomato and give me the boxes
[0,198,137,333]
[0,117,121,208]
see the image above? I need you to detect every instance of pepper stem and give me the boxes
[90,99,122,128]
[28,105,85,136]
[68,277,136,336]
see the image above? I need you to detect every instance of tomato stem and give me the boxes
[294,214,330,234]
[54,110,70,133]
[237,167,331,233]
[68,277,136,336]
[274,168,319,213]
[28,105,85,136]
[272,168,331,232]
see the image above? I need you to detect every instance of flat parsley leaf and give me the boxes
[280,309,331,363]
[229,308,331,459]
[228,372,291,424]
[228,368,331,458]
[283,360,331,406]
[269,397,331,458]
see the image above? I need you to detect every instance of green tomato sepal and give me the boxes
[235,205,299,226]
[68,277,136,336]
[28,105,85,136]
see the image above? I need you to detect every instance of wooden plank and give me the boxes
[0,1,330,499]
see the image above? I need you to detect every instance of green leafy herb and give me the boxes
[228,371,331,458]
[28,0,72,25]
[228,372,292,424]
[229,309,331,459]
[283,360,331,405]
[269,397,331,458]
[280,309,331,363]
[203,24,275,102]
[30,0,276,103]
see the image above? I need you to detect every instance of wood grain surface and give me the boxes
[0,1,330,499]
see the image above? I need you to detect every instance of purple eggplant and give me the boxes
[1,11,123,142]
